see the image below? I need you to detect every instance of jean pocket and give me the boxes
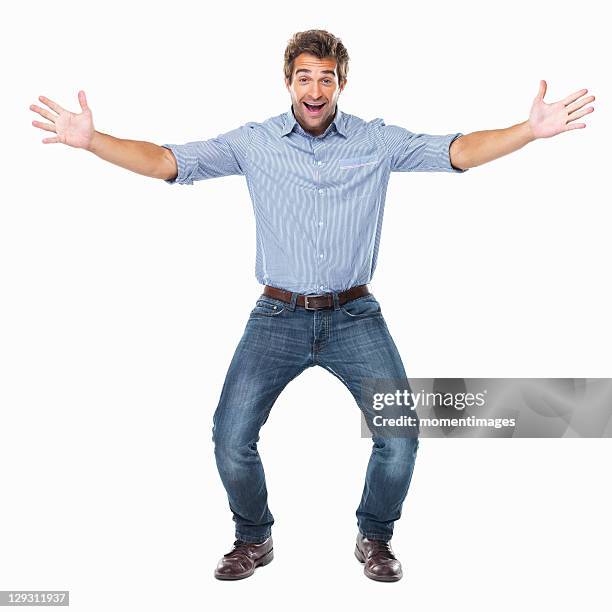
[340,295,382,319]
[250,296,286,317]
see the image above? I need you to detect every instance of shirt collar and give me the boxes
[281,104,347,138]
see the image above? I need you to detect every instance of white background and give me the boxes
[2,0,611,610]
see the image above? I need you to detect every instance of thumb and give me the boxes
[78,90,89,112]
[536,79,547,101]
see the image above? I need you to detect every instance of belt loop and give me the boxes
[289,291,298,311]
[332,291,340,311]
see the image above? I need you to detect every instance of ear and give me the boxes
[339,79,347,93]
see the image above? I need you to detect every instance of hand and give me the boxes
[30,91,95,149]
[528,80,595,139]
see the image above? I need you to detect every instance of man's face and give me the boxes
[285,52,346,137]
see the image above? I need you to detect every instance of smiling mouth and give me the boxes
[303,101,326,115]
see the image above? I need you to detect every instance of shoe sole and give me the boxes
[354,545,403,582]
[214,548,274,580]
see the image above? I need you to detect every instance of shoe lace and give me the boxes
[371,539,395,559]
[225,540,253,559]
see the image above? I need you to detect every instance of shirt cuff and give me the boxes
[161,144,199,185]
[446,133,468,173]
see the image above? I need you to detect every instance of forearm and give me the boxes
[87,131,176,180]
[450,120,536,170]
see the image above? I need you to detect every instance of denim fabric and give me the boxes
[212,290,420,543]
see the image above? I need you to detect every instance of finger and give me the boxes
[566,95,595,114]
[567,107,594,122]
[565,123,586,131]
[42,136,60,144]
[536,79,547,100]
[562,88,588,106]
[32,120,57,133]
[38,95,65,115]
[29,104,57,123]
[78,90,89,112]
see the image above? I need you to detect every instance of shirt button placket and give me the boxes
[318,189,325,290]
[313,149,326,293]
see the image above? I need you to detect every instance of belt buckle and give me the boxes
[304,294,326,310]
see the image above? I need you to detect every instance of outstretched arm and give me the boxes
[449,81,595,170]
[30,91,177,180]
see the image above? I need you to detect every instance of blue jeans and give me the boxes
[212,290,420,544]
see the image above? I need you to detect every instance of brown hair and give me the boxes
[283,29,350,86]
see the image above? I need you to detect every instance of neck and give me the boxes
[293,103,337,137]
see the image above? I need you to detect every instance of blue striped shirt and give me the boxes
[162,106,466,294]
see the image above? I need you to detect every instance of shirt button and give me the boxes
[320,285,325,291]
[319,253,324,259]
[317,161,323,166]
[318,189,324,195]
[319,221,323,226]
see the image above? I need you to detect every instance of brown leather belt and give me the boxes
[263,284,370,310]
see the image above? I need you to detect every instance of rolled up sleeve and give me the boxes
[376,119,467,173]
[161,123,254,185]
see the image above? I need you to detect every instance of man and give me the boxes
[30,29,594,583]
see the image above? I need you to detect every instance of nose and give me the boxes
[309,81,322,101]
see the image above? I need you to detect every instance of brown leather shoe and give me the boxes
[355,533,403,582]
[214,537,274,580]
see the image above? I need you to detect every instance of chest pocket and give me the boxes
[337,155,379,200]
[338,155,379,170]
